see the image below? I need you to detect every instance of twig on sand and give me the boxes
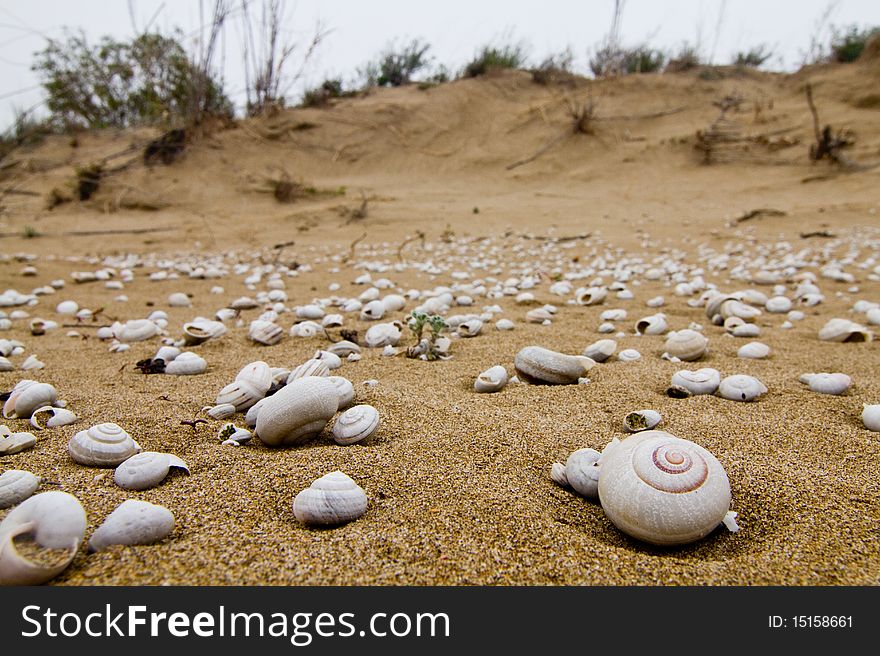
[735,208,787,223]
[342,232,367,263]
[272,240,295,265]
[396,231,426,262]
[800,230,836,239]
[517,232,592,242]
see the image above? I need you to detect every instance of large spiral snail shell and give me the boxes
[3,380,58,419]
[331,405,380,445]
[68,423,142,467]
[255,376,339,447]
[292,471,368,526]
[598,430,732,546]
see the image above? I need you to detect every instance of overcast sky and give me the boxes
[2,0,879,131]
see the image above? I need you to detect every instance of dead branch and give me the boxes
[598,105,688,121]
[342,232,367,264]
[517,232,592,242]
[396,231,426,262]
[800,230,836,239]
[734,208,787,223]
[805,83,857,166]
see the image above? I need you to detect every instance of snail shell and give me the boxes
[0,432,37,455]
[617,348,641,362]
[598,430,732,546]
[29,406,78,430]
[248,319,284,345]
[68,423,142,467]
[182,320,226,346]
[113,452,189,491]
[457,319,483,337]
[862,404,880,432]
[798,372,852,395]
[575,286,607,306]
[0,357,13,372]
[88,500,174,552]
[292,471,368,526]
[206,403,236,420]
[550,462,569,487]
[737,342,770,359]
[332,405,380,445]
[720,299,762,321]
[514,346,594,385]
[474,365,509,393]
[634,313,668,335]
[164,351,207,375]
[718,374,768,402]
[671,368,721,395]
[313,350,342,370]
[364,322,402,348]
[327,340,361,357]
[564,448,601,499]
[582,339,616,363]
[215,379,264,412]
[730,323,761,338]
[3,381,58,419]
[256,377,339,447]
[218,423,252,444]
[244,397,266,428]
[623,410,662,433]
[765,296,792,313]
[155,345,181,362]
[495,318,515,331]
[360,300,385,321]
[287,359,330,384]
[235,361,272,394]
[296,304,325,320]
[290,321,321,338]
[0,470,40,509]
[818,318,873,343]
[327,376,355,409]
[382,294,406,313]
[112,319,159,343]
[0,491,86,585]
[663,330,708,361]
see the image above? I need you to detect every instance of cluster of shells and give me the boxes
[1,224,879,582]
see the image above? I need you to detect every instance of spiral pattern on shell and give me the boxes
[68,423,142,467]
[598,430,732,546]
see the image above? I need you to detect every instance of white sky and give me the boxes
[2,0,879,131]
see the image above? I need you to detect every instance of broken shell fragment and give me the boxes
[0,432,37,455]
[623,410,662,433]
[818,318,873,343]
[0,491,86,585]
[29,406,78,430]
[474,365,509,393]
[88,500,174,552]
[113,452,189,491]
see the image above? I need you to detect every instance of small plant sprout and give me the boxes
[405,312,450,361]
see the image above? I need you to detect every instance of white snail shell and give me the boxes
[550,462,569,487]
[248,319,284,345]
[798,372,852,396]
[765,296,792,313]
[313,350,342,370]
[730,323,761,338]
[623,410,662,433]
[68,423,142,467]
[244,397,266,428]
[215,379,265,412]
[292,471,368,526]
[564,448,601,499]
[474,365,509,393]
[164,351,207,375]
[360,299,386,321]
[290,321,321,338]
[0,470,40,509]
[862,404,880,432]
[575,286,607,306]
[287,359,331,384]
[583,339,616,362]
[29,406,78,430]
[737,342,770,359]
[663,330,708,361]
[718,375,768,402]
[256,377,339,447]
[112,319,159,343]
[364,322,402,348]
[457,319,483,337]
[634,313,668,335]
[332,405,380,445]
[495,318,515,331]
[3,381,58,419]
[514,346,594,384]
[206,403,236,420]
[598,431,732,546]
[327,376,356,410]
[88,500,174,552]
[617,348,641,362]
[235,361,272,393]
[113,452,189,491]
[327,340,361,357]
[0,431,37,455]
[182,320,226,346]
[0,491,86,585]
[818,318,873,343]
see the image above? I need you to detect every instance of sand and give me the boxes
[1,64,879,586]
